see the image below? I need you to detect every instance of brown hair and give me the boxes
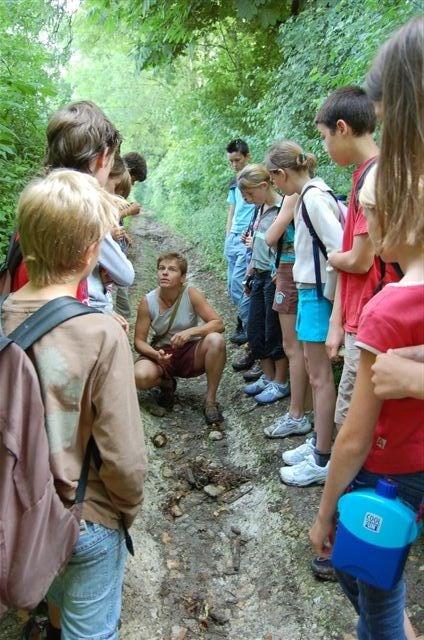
[157,252,188,276]
[315,86,376,135]
[115,171,132,199]
[18,170,118,286]
[265,141,317,177]
[236,163,271,190]
[366,17,424,251]
[123,152,147,183]
[45,101,122,172]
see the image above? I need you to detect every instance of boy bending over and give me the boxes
[134,252,226,425]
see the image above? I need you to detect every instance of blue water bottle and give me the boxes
[332,478,422,590]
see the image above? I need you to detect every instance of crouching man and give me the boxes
[134,252,226,425]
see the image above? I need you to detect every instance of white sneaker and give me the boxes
[282,437,315,465]
[279,454,329,486]
[263,412,311,438]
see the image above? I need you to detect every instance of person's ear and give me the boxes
[89,148,110,174]
[181,273,187,283]
[336,119,349,136]
[83,241,100,270]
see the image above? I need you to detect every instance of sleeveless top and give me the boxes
[145,286,199,348]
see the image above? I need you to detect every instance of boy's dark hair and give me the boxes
[45,100,122,171]
[226,138,249,156]
[123,152,147,183]
[315,86,376,136]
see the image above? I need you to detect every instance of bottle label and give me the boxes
[363,512,383,533]
[275,291,285,305]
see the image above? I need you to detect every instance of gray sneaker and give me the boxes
[263,412,312,438]
[282,436,315,465]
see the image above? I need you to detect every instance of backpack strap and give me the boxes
[300,186,328,298]
[353,158,378,207]
[2,296,98,350]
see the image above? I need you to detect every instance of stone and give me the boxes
[162,467,173,479]
[209,608,230,625]
[208,430,224,441]
[203,484,226,498]
[152,432,168,448]
[170,505,183,518]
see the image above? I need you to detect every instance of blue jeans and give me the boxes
[48,521,127,640]
[336,469,424,640]
[224,233,247,307]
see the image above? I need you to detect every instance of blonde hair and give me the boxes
[237,163,271,190]
[18,170,118,287]
[366,17,424,252]
[265,141,317,177]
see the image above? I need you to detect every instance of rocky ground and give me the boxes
[1,213,423,640]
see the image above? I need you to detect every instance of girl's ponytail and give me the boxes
[265,141,317,177]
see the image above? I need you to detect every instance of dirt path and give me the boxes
[1,214,422,640]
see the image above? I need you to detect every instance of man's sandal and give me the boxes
[203,401,224,426]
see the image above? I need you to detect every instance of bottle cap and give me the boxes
[376,478,397,499]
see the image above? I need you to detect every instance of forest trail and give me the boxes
[1,213,422,640]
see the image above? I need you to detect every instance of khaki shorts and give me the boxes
[136,340,204,379]
[335,332,360,426]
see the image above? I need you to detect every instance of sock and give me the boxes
[46,625,61,640]
[314,448,330,467]
[311,431,317,445]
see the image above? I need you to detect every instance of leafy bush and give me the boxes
[0,1,69,258]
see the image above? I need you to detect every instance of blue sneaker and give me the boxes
[244,374,271,396]
[254,381,290,405]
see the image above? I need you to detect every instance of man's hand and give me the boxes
[326,323,344,360]
[170,329,192,349]
[155,349,173,364]
[309,514,335,558]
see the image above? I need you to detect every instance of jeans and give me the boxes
[224,233,247,307]
[238,292,250,331]
[336,469,424,640]
[48,521,127,640]
[247,271,283,360]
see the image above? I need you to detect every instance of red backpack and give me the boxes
[0,296,99,615]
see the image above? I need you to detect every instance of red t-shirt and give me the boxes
[12,261,89,305]
[356,283,424,474]
[340,158,399,333]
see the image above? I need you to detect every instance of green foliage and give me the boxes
[0,0,70,257]
[69,0,421,275]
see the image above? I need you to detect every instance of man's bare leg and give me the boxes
[194,333,226,403]
[134,359,163,390]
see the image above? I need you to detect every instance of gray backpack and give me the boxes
[0,296,98,615]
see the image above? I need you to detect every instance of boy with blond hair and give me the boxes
[3,170,147,639]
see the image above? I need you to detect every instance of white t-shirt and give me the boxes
[293,177,343,286]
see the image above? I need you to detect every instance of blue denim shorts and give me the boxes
[48,521,127,640]
[296,288,332,342]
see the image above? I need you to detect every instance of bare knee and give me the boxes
[134,362,160,389]
[204,332,226,353]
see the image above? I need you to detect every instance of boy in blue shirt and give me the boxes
[224,139,255,344]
